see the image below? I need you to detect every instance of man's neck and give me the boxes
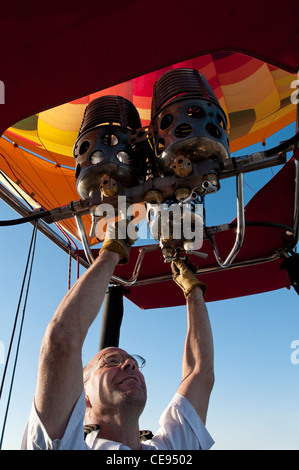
[87,407,142,450]
[97,420,141,450]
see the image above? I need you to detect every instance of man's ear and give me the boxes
[85,393,91,409]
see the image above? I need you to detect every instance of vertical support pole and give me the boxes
[99,285,128,350]
[75,215,94,265]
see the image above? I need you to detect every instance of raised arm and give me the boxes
[34,219,135,440]
[171,258,214,424]
[34,250,120,440]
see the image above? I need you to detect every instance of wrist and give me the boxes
[98,248,122,264]
[186,284,205,301]
[99,239,130,264]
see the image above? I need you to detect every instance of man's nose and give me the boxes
[121,357,136,369]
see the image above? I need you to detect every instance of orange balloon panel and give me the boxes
[0,137,95,243]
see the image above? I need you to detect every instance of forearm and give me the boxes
[48,250,121,346]
[178,286,214,423]
[184,287,214,378]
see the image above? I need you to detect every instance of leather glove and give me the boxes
[171,257,207,297]
[99,218,137,264]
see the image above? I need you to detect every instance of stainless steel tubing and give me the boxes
[209,172,245,268]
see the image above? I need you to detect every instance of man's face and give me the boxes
[84,347,147,413]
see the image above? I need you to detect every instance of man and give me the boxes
[21,220,215,450]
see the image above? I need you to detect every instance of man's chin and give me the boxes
[120,389,147,408]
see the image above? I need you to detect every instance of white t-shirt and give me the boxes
[21,391,214,450]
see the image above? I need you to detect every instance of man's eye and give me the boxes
[105,355,120,365]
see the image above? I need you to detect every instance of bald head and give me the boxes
[83,346,147,426]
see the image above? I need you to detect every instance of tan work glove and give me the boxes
[171,257,207,297]
[99,218,137,264]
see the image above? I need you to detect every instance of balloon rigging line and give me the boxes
[0,222,38,449]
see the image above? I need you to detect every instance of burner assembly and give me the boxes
[74,95,147,200]
[62,68,288,266]
[145,68,230,259]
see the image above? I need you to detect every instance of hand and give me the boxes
[171,257,207,297]
[99,218,138,264]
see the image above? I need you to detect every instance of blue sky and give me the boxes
[0,124,299,450]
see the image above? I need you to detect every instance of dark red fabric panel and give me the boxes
[122,258,290,309]
[0,0,298,134]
